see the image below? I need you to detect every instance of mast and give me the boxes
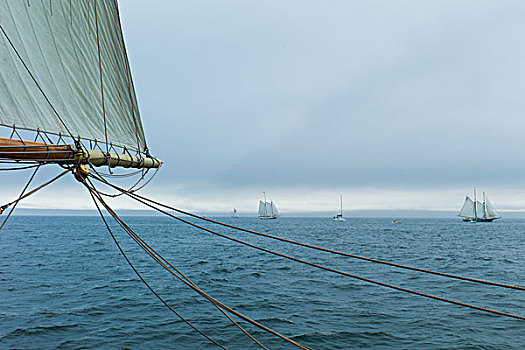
[340,194,343,216]
[473,188,477,220]
[483,191,487,219]
[263,191,267,217]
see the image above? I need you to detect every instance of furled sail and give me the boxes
[0,1,146,152]
[458,196,475,217]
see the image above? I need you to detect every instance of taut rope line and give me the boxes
[87,188,229,350]
[88,176,524,321]
[86,180,311,350]
[0,164,40,230]
[0,167,70,231]
[89,174,525,292]
[87,186,268,350]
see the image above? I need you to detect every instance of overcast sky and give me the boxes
[7,0,525,214]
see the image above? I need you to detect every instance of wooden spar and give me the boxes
[0,137,75,161]
[0,137,162,168]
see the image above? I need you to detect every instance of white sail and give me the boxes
[270,201,279,217]
[458,196,475,217]
[258,201,267,216]
[475,201,485,218]
[485,198,500,218]
[0,1,146,152]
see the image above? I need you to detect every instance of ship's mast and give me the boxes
[263,191,267,217]
[340,194,343,216]
[473,188,477,220]
[483,191,486,219]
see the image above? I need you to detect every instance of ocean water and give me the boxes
[1,216,524,349]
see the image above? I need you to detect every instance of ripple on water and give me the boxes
[1,216,524,349]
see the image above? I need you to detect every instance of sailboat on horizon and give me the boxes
[333,194,346,221]
[258,191,279,219]
[231,208,239,218]
[458,188,501,222]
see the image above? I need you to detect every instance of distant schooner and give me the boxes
[258,191,279,219]
[458,189,500,222]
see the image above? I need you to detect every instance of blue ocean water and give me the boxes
[1,216,524,349]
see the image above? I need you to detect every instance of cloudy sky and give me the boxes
[6,0,525,214]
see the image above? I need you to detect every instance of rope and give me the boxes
[87,184,269,350]
[89,176,524,321]
[1,169,70,211]
[89,174,525,292]
[0,24,76,141]
[87,189,228,350]
[0,165,41,230]
[85,179,312,349]
[93,0,109,158]
[0,164,41,171]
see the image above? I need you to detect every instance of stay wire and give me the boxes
[89,176,525,321]
[0,164,41,230]
[86,180,310,350]
[87,188,228,350]
[0,164,41,171]
[87,186,268,350]
[90,175,525,292]
[2,169,70,211]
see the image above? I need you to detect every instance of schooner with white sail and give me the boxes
[258,191,279,219]
[458,189,500,222]
[1,2,522,348]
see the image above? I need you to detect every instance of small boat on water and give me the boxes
[333,194,346,221]
[392,220,401,224]
[231,208,239,218]
[258,192,279,219]
[458,189,500,222]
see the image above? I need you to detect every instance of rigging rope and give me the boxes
[89,174,525,292]
[85,179,312,350]
[0,164,41,230]
[87,175,524,321]
[0,24,76,142]
[93,0,109,158]
[87,185,269,350]
[87,189,228,350]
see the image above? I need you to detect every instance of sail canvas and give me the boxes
[0,1,146,152]
[458,196,475,217]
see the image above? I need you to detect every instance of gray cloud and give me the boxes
[9,0,524,212]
